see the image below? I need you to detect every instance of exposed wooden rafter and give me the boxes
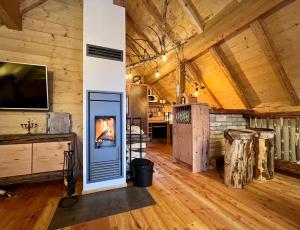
[176,0,204,33]
[176,61,186,104]
[186,62,223,108]
[250,19,300,105]
[209,46,252,109]
[113,0,125,7]
[126,13,159,55]
[141,0,177,42]
[0,0,49,31]
[0,0,22,30]
[151,85,168,103]
[20,0,48,14]
[151,70,175,86]
[146,0,291,85]
[126,36,142,59]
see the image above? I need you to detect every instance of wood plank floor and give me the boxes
[0,144,300,229]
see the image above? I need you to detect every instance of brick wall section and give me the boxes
[209,114,250,166]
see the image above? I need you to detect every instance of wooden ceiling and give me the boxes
[125,0,300,112]
[0,0,299,112]
[0,0,49,30]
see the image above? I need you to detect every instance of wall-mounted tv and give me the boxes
[0,61,49,111]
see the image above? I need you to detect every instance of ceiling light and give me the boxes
[155,69,160,78]
[194,84,199,97]
[162,54,167,62]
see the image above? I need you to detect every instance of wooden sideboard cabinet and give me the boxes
[0,133,76,185]
[0,144,32,177]
[172,103,209,173]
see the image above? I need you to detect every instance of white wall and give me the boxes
[83,0,126,193]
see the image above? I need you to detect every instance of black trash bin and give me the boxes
[131,158,154,187]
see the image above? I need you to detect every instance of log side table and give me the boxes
[224,129,256,189]
[250,128,275,181]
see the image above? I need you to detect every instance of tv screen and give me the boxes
[0,61,49,110]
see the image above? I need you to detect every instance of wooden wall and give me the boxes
[0,0,83,140]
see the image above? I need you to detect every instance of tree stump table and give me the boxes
[250,128,275,181]
[224,129,256,189]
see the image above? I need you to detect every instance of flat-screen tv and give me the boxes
[0,61,49,110]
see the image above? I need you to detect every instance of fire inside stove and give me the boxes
[95,116,116,148]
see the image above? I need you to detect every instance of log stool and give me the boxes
[224,129,256,188]
[250,128,275,181]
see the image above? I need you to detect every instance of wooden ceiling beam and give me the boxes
[146,0,292,85]
[126,13,159,55]
[250,19,300,105]
[151,85,168,103]
[176,61,186,104]
[186,62,223,108]
[209,46,252,109]
[141,0,177,42]
[126,37,141,58]
[176,0,204,33]
[20,0,48,14]
[0,0,22,30]
[113,0,125,8]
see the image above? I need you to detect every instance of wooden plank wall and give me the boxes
[0,0,83,142]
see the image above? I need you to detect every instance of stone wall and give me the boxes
[209,113,249,166]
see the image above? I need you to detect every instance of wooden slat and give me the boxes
[146,0,291,85]
[0,0,22,30]
[297,118,300,161]
[283,119,290,161]
[187,62,222,108]
[290,119,297,163]
[176,0,204,33]
[209,46,252,109]
[20,0,48,14]
[250,19,300,105]
[275,120,282,160]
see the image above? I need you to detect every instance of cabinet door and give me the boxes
[32,141,69,173]
[0,144,32,177]
[173,124,193,165]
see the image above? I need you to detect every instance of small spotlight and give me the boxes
[162,54,167,62]
[155,69,160,78]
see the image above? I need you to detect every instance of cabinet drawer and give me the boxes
[32,141,69,173]
[0,144,32,177]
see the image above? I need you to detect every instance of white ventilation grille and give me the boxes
[86,44,123,62]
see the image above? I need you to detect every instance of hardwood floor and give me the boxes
[0,144,300,229]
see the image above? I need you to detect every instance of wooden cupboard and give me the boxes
[172,103,209,173]
[0,133,76,184]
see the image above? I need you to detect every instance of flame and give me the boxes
[95,117,115,144]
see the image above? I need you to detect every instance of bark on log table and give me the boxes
[250,128,275,181]
[224,129,256,189]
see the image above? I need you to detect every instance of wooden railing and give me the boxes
[248,114,300,176]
